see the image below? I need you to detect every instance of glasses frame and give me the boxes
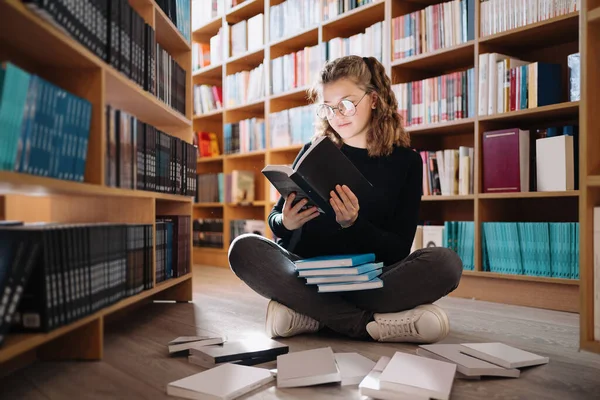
[316,92,369,121]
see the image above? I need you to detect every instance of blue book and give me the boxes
[304,268,382,285]
[317,277,383,293]
[298,262,383,277]
[294,253,376,270]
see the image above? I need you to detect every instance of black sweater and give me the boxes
[268,141,423,266]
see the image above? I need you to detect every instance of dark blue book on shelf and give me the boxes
[534,63,562,107]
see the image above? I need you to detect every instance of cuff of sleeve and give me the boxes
[273,213,294,238]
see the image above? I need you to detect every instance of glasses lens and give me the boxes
[316,105,334,120]
[339,100,356,116]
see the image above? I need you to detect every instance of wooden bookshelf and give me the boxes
[191,0,582,315]
[580,0,600,354]
[0,0,195,369]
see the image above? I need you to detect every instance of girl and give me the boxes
[228,55,463,343]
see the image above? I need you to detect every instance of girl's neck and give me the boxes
[343,130,368,149]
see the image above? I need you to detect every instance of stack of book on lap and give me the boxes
[293,253,384,292]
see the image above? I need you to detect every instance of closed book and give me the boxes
[459,343,549,369]
[317,277,383,293]
[334,352,376,386]
[188,337,288,366]
[294,253,376,270]
[276,347,341,388]
[536,135,574,191]
[297,262,382,277]
[359,356,427,400]
[483,128,530,193]
[304,268,382,284]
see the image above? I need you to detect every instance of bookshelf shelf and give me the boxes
[194,202,224,208]
[270,86,310,103]
[478,102,579,124]
[0,274,192,364]
[193,16,224,42]
[227,201,268,207]
[226,0,265,23]
[587,176,600,187]
[391,41,475,71]
[194,109,225,121]
[322,1,385,33]
[193,63,223,81]
[154,3,192,52]
[269,26,320,59]
[479,191,580,199]
[589,7,600,22]
[225,150,267,159]
[478,12,580,49]
[226,47,265,74]
[226,98,266,113]
[463,270,579,286]
[269,145,305,154]
[405,118,475,136]
[422,195,475,201]
[197,155,225,163]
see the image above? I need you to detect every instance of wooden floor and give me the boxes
[1,266,600,400]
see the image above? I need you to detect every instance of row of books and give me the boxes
[105,106,198,196]
[195,170,255,204]
[322,0,376,21]
[325,21,385,63]
[156,215,191,283]
[0,222,154,345]
[269,0,320,42]
[193,84,223,116]
[230,14,264,57]
[157,42,188,116]
[392,0,475,61]
[418,147,475,196]
[480,0,580,37]
[225,64,265,107]
[482,222,579,279]
[413,222,476,271]
[230,219,266,243]
[192,42,211,71]
[0,62,92,181]
[156,0,192,43]
[482,125,578,193]
[195,173,224,203]
[194,131,220,158]
[269,104,315,149]
[223,118,267,154]
[192,0,223,31]
[270,43,323,95]
[193,218,224,248]
[392,68,476,127]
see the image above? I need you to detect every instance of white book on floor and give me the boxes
[276,347,341,388]
[459,343,549,369]
[168,336,227,354]
[378,351,456,400]
[417,344,520,378]
[334,352,376,386]
[166,363,274,400]
[359,356,428,400]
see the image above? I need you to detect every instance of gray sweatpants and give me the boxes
[228,233,463,339]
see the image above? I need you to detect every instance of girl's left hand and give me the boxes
[330,184,359,228]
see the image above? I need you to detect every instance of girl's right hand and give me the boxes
[281,193,320,231]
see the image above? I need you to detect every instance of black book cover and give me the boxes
[189,338,289,364]
[261,136,373,215]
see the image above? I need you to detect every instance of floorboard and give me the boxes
[1,265,599,400]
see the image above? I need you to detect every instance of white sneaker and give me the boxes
[265,300,322,338]
[366,304,450,343]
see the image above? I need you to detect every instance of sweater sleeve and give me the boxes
[267,143,312,239]
[339,151,423,266]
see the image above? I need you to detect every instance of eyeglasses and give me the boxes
[316,92,368,120]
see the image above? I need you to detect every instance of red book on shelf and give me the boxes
[482,128,530,193]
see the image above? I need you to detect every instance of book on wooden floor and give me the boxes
[459,343,549,369]
[261,135,373,215]
[276,347,341,388]
[417,344,520,378]
[168,335,227,354]
[166,363,274,400]
[334,352,376,386]
[359,356,428,400]
[187,337,288,368]
[317,277,383,293]
[378,351,456,400]
[304,268,382,284]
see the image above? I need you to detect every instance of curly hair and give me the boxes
[307,55,410,157]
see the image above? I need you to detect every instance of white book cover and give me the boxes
[276,347,341,388]
[334,352,376,386]
[536,135,574,191]
[166,363,273,400]
[459,343,549,369]
[378,351,456,400]
[478,53,489,115]
[417,344,520,378]
[595,207,600,341]
[422,225,444,248]
[359,356,428,400]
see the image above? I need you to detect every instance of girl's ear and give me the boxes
[370,92,378,109]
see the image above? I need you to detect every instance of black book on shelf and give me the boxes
[261,136,373,215]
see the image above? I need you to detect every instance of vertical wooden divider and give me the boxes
[38,317,104,361]
[264,0,272,226]
[473,0,482,272]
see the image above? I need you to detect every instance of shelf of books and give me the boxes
[0,0,196,370]
[191,0,582,314]
[580,0,600,354]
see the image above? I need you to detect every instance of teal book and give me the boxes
[294,253,376,270]
[317,277,383,293]
[298,262,383,277]
[305,268,382,285]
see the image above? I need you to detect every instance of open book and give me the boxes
[261,136,373,215]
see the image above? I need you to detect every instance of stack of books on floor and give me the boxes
[166,339,550,399]
[293,253,384,292]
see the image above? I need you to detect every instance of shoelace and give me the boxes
[377,314,419,340]
[290,312,319,333]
